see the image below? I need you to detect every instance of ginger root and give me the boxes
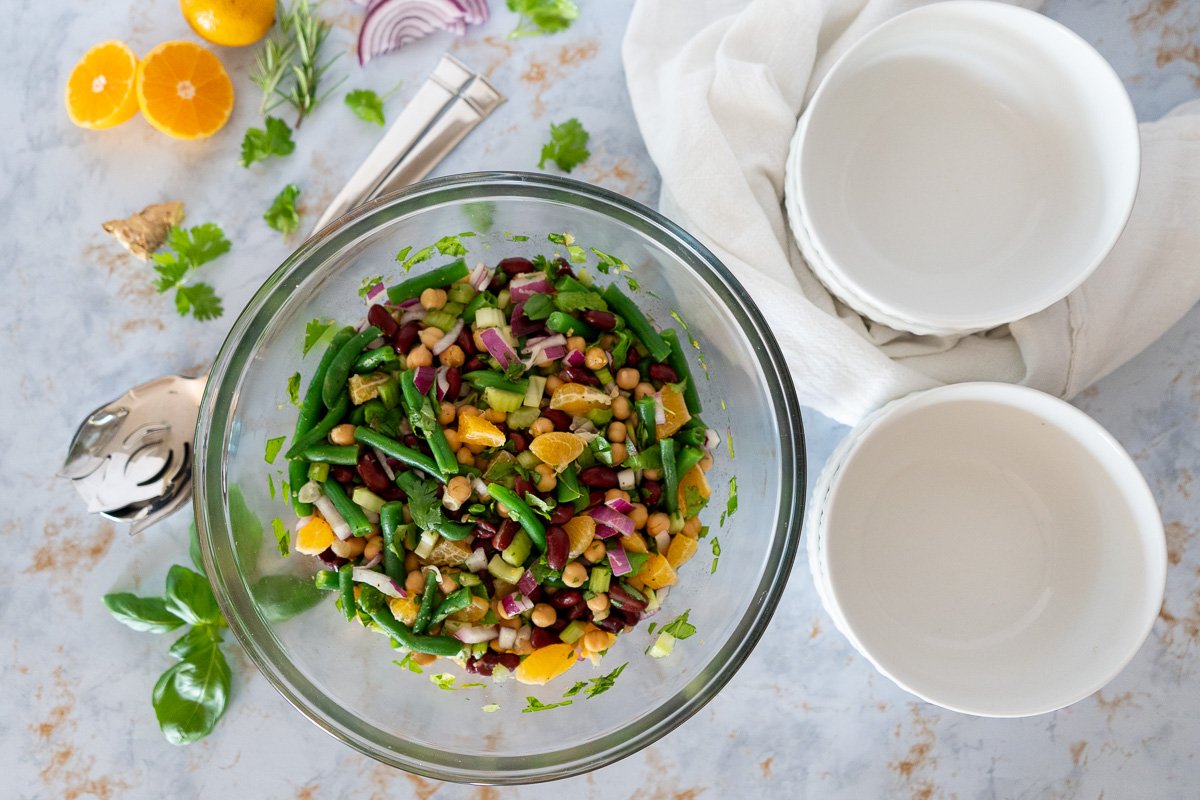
[102,201,185,261]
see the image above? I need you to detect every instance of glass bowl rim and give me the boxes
[194,170,806,784]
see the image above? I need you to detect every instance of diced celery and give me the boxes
[501,529,532,567]
[586,408,613,426]
[442,301,464,317]
[352,487,386,514]
[377,377,400,409]
[475,307,505,329]
[648,632,676,658]
[488,554,524,583]
[424,310,458,332]
[589,565,611,594]
[307,462,330,482]
[415,530,439,559]
[448,282,477,304]
[497,289,510,310]
[524,375,547,408]
[595,368,613,386]
[457,572,482,587]
[559,620,587,644]
[669,512,686,534]
[471,641,490,658]
[484,386,524,413]
[506,407,540,429]
[516,450,541,470]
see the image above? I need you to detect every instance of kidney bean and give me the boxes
[465,658,483,675]
[609,583,647,614]
[377,484,405,501]
[641,479,662,507]
[329,466,356,484]
[565,603,587,621]
[402,434,422,450]
[545,526,568,570]
[626,348,640,368]
[367,304,399,338]
[456,326,476,355]
[593,615,624,633]
[581,310,617,331]
[550,617,569,633]
[648,363,679,383]
[541,408,571,430]
[586,490,606,510]
[393,321,421,353]
[474,519,498,539]
[316,549,347,569]
[498,257,536,276]
[356,450,392,493]
[470,651,520,676]
[494,519,520,552]
[527,585,544,604]
[548,588,583,609]
[553,257,574,278]
[464,356,486,373]
[443,367,462,402]
[510,431,529,453]
[472,535,496,554]
[579,466,619,489]
[549,503,574,525]
[514,475,535,500]
[560,366,599,386]
[530,627,561,649]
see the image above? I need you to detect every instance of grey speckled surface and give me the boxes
[2,0,1198,798]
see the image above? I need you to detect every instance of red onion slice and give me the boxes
[448,0,489,24]
[352,566,406,598]
[508,274,554,302]
[468,262,492,291]
[399,307,427,325]
[501,592,533,616]
[594,523,622,540]
[605,496,635,515]
[365,282,387,306]
[358,0,466,66]
[517,569,538,595]
[562,348,586,368]
[590,504,633,536]
[453,624,500,644]
[412,365,436,395]
[607,543,632,576]
[479,327,520,369]
[431,318,464,355]
[498,625,517,650]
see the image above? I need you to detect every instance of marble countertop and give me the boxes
[3,0,1198,797]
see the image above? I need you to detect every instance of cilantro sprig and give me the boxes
[264,184,301,235]
[151,224,230,321]
[345,89,385,126]
[240,116,295,167]
[538,117,591,173]
[507,0,579,38]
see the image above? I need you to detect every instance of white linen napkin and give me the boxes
[623,0,1200,424]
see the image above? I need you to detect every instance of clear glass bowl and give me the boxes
[195,172,805,784]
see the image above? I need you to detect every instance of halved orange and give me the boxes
[515,643,578,685]
[529,431,585,468]
[181,0,276,47]
[137,41,234,140]
[65,41,140,130]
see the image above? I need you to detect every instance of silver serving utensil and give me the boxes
[61,55,503,533]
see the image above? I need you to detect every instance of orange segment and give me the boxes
[458,414,506,448]
[636,553,677,590]
[388,595,419,626]
[295,517,334,555]
[655,385,691,440]
[181,0,276,47]
[65,41,140,129]
[529,432,585,468]
[666,533,698,568]
[550,382,612,416]
[677,464,711,517]
[515,643,578,685]
[137,41,234,140]
[564,515,596,558]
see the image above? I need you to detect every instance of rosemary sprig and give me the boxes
[250,0,343,127]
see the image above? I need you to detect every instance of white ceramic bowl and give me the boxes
[785,1,1140,335]
[815,383,1165,717]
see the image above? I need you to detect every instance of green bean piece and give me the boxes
[377,376,401,409]
[601,285,671,362]
[323,479,374,538]
[314,569,340,591]
[634,396,659,449]
[353,345,398,374]
[301,444,360,465]
[675,445,704,482]
[285,392,352,459]
[321,326,382,409]
[463,370,529,396]
[486,483,547,552]
[366,604,464,658]
[660,439,679,514]
[379,502,406,583]
[386,259,469,304]
[399,370,459,476]
[289,459,312,516]
[675,418,709,448]
[413,573,439,635]
[662,329,702,414]
[295,326,355,438]
[545,311,597,339]
[432,587,472,625]
[338,564,355,621]
[354,427,445,482]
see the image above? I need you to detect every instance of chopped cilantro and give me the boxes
[646,622,657,635]
[683,483,709,515]
[590,248,629,275]
[240,116,295,167]
[394,653,423,673]
[264,184,301,235]
[271,517,289,557]
[567,244,587,263]
[286,372,301,406]
[303,319,334,355]
[358,275,383,298]
[435,234,471,257]
[553,290,607,313]
[522,293,555,320]
[482,703,501,713]
[727,430,735,459]
[460,682,487,689]
[538,118,590,173]
[507,0,579,38]
[548,232,574,246]
[264,436,286,464]
[522,695,573,713]
[563,680,589,698]
[585,662,627,697]
[504,233,530,242]
[431,673,457,690]
[710,537,721,574]
[624,275,640,292]
[151,223,230,321]
[267,473,276,500]
[524,492,556,519]
[344,89,385,126]
[397,244,435,272]
[720,476,738,525]
[661,610,697,640]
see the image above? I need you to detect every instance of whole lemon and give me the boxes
[180,0,276,47]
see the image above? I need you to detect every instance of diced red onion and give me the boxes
[352,566,406,598]
[468,262,492,291]
[479,327,520,369]
[449,0,489,25]
[540,345,567,362]
[594,523,622,540]
[498,625,517,650]
[654,530,670,554]
[608,544,632,576]
[617,468,636,491]
[562,348,585,368]
[400,307,427,325]
[364,337,385,351]
[435,365,451,401]
[501,593,533,616]
[314,495,351,540]
[605,496,635,515]
[521,333,565,353]
[366,282,387,306]
[431,318,464,355]
[357,0,466,66]
[453,624,500,644]
[653,392,667,425]
[517,569,538,595]
[464,547,488,574]
[398,297,421,309]
[360,553,383,569]
[412,365,436,395]
[509,274,554,302]
[705,428,721,450]
[372,447,396,481]
[589,504,634,536]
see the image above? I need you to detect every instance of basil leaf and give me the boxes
[252,574,325,623]
[103,593,185,634]
[188,521,205,575]
[152,643,231,745]
[553,290,606,313]
[164,565,221,626]
[168,624,222,661]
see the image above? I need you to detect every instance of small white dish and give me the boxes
[815,383,1165,717]
[786,1,1140,335]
